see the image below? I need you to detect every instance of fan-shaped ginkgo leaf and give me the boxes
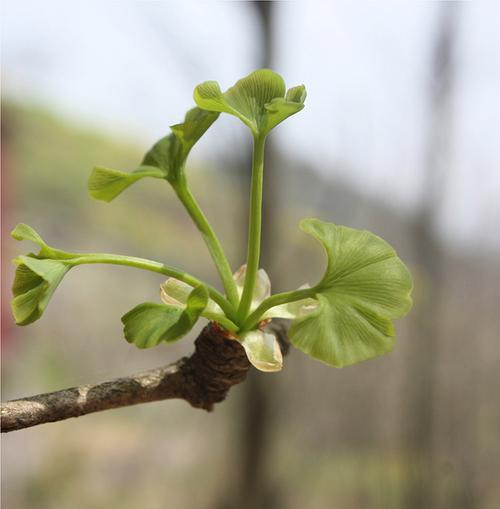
[122,285,209,348]
[88,166,165,202]
[289,219,413,367]
[194,69,306,136]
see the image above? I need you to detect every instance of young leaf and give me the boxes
[194,69,306,137]
[169,107,220,162]
[12,256,71,325]
[263,85,307,134]
[10,223,78,325]
[233,264,271,313]
[11,223,47,251]
[142,107,219,184]
[160,278,226,324]
[122,285,209,348]
[121,303,183,349]
[88,107,219,201]
[161,265,273,320]
[263,285,318,320]
[11,223,73,259]
[239,330,283,372]
[289,219,413,368]
[161,272,284,371]
[88,166,165,202]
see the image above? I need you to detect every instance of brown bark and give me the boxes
[1,323,250,433]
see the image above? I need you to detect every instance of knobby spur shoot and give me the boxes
[12,69,413,375]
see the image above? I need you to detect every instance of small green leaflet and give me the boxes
[10,224,76,325]
[122,285,209,348]
[11,223,48,251]
[194,69,306,137]
[11,223,74,260]
[12,256,70,326]
[289,219,413,367]
[88,107,219,201]
[88,166,165,203]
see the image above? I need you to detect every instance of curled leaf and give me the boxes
[169,107,220,161]
[122,285,209,348]
[12,256,70,325]
[11,223,73,259]
[240,330,283,372]
[233,264,271,313]
[11,223,47,250]
[264,85,307,134]
[10,224,77,325]
[233,265,316,322]
[160,278,224,323]
[289,219,413,367]
[194,69,306,136]
[263,285,318,320]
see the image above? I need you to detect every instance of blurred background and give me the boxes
[2,1,500,508]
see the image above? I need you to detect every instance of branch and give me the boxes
[1,323,250,433]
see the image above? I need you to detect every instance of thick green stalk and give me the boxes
[69,253,236,322]
[237,135,267,321]
[174,180,239,307]
[240,287,317,332]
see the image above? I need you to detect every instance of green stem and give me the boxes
[175,181,239,307]
[240,287,317,332]
[237,134,266,321]
[69,253,237,322]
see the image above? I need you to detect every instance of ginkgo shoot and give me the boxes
[12,69,413,373]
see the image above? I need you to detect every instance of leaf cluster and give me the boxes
[12,70,413,372]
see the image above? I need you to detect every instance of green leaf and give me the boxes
[11,224,77,324]
[160,278,226,324]
[264,85,307,134]
[121,304,183,349]
[122,285,209,348]
[140,107,219,182]
[88,166,165,202]
[160,285,209,341]
[11,223,73,259]
[194,69,306,136]
[12,256,70,325]
[289,219,413,368]
[11,223,47,250]
[89,107,219,201]
[169,107,220,163]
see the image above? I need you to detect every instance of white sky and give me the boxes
[2,0,500,252]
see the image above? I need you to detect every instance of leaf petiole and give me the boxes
[68,253,237,322]
[174,180,239,308]
[237,134,267,321]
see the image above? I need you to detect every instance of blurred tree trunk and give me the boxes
[402,4,470,508]
[217,3,283,509]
